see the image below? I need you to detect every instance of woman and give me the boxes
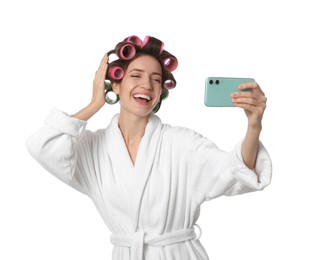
[26,35,272,260]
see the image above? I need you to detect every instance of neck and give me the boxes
[118,110,151,147]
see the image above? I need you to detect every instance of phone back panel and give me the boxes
[204,77,255,107]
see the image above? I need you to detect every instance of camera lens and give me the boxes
[215,80,220,84]
[209,80,214,84]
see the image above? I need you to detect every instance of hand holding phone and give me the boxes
[204,77,255,107]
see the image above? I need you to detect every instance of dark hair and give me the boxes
[106,36,178,112]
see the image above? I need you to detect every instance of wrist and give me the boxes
[88,101,104,112]
[246,125,262,140]
[247,124,262,132]
[71,103,102,121]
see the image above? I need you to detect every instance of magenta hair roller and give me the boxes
[109,66,124,80]
[162,55,178,72]
[163,79,176,90]
[141,36,165,55]
[141,36,150,48]
[162,71,176,90]
[125,35,142,47]
[159,42,164,55]
[115,42,136,60]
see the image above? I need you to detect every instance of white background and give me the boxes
[1,0,309,259]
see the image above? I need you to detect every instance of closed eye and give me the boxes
[153,79,161,83]
[152,77,162,83]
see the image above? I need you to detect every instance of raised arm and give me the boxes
[25,54,110,194]
[231,82,267,169]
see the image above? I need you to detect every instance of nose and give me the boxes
[140,78,153,90]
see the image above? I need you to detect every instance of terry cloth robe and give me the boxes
[26,108,272,260]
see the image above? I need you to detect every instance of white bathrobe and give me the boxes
[26,108,272,260]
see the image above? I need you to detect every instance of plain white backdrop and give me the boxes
[1,0,309,259]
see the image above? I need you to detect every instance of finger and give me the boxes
[100,53,109,64]
[239,82,263,93]
[234,97,267,111]
[257,95,267,105]
[97,53,109,72]
[232,91,266,103]
[234,102,254,110]
[95,54,109,81]
[234,103,264,114]
[231,91,254,99]
[232,97,256,105]
[233,95,267,109]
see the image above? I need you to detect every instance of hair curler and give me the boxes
[141,36,150,48]
[125,35,142,47]
[161,54,178,72]
[104,80,119,104]
[115,42,136,60]
[108,65,124,80]
[141,36,164,55]
[161,88,169,100]
[152,99,162,113]
[163,71,177,90]
[163,79,176,90]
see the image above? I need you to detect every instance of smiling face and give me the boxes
[112,54,163,118]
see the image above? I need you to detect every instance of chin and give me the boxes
[133,109,154,118]
[120,106,153,119]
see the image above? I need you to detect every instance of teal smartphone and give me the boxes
[204,77,255,107]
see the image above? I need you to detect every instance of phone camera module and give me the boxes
[215,80,220,85]
[209,80,214,85]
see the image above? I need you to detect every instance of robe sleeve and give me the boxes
[26,107,95,195]
[186,130,272,202]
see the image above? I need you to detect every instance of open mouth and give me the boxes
[133,94,151,104]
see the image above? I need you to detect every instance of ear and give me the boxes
[112,82,120,95]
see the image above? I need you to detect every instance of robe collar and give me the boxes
[105,113,163,232]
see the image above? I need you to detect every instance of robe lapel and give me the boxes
[129,113,162,231]
[106,113,163,232]
[106,114,134,194]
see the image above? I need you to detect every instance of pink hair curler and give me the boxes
[141,36,150,48]
[115,42,136,60]
[159,42,164,55]
[109,66,124,80]
[162,55,178,72]
[163,79,176,90]
[141,35,164,55]
[125,35,142,47]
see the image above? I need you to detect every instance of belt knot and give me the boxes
[110,224,202,260]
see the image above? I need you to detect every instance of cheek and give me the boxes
[155,87,162,102]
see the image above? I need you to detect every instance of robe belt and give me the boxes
[110,224,202,260]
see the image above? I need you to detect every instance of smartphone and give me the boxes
[204,77,255,107]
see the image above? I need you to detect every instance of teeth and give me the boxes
[133,94,151,101]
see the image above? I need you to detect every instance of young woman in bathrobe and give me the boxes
[26,36,272,260]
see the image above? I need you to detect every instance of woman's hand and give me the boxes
[70,54,109,121]
[231,82,267,130]
[91,53,109,108]
[232,82,267,169]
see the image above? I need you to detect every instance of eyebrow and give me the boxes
[129,69,162,76]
